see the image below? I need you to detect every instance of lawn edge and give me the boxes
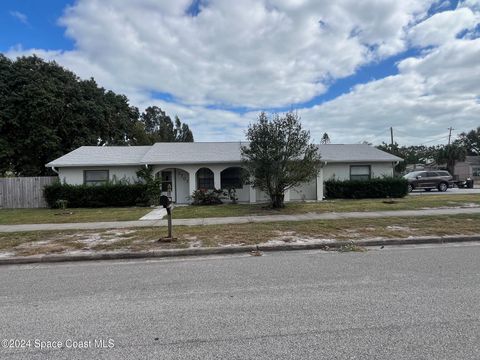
[1,234,480,266]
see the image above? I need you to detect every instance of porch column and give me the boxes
[213,169,221,189]
[249,185,256,203]
[188,171,196,197]
[284,188,290,202]
[316,168,324,201]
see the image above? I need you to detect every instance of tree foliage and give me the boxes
[0,55,194,176]
[133,107,193,144]
[377,142,443,174]
[320,132,330,144]
[457,127,480,155]
[435,144,467,175]
[241,112,321,208]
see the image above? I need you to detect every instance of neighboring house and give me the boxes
[46,142,402,204]
[454,156,480,181]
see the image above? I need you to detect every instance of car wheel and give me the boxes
[408,184,413,193]
[438,182,448,192]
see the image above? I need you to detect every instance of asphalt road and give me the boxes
[1,244,480,359]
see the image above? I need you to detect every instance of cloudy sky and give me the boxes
[1,0,479,144]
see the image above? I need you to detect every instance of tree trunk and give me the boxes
[270,193,285,208]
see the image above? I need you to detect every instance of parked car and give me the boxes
[403,170,454,192]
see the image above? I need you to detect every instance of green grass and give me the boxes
[0,207,151,225]
[1,214,479,257]
[172,194,480,219]
[1,194,479,226]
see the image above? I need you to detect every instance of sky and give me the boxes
[1,0,480,145]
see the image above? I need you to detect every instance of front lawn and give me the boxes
[1,214,479,257]
[172,194,480,219]
[0,207,151,225]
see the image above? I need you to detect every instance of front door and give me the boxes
[161,171,174,202]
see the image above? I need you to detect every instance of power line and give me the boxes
[419,134,450,145]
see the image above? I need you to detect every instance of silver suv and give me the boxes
[403,170,454,192]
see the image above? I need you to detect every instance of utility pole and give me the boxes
[447,127,454,145]
[390,127,394,146]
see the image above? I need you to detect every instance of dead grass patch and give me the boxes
[0,214,479,257]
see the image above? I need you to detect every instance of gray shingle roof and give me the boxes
[141,142,247,164]
[46,142,402,167]
[46,146,152,167]
[317,144,403,162]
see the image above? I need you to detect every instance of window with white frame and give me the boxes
[350,165,371,181]
[473,166,480,177]
[84,170,109,185]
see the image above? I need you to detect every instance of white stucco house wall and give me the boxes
[46,142,403,204]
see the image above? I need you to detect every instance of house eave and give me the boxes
[45,163,144,168]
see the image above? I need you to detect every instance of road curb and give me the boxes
[1,235,480,266]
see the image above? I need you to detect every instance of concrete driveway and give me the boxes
[409,187,480,195]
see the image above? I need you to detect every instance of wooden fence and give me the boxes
[0,177,58,209]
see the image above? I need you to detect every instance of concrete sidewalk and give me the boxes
[1,207,480,233]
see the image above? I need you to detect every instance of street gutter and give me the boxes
[1,235,480,265]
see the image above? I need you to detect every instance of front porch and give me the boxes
[152,164,324,204]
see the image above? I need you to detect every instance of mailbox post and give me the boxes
[159,195,175,241]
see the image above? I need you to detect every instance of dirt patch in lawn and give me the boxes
[0,214,479,258]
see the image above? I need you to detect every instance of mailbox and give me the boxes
[160,195,171,208]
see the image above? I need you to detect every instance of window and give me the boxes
[350,165,371,181]
[221,167,244,189]
[161,171,173,192]
[84,170,109,185]
[426,172,439,177]
[197,168,214,190]
[473,167,480,177]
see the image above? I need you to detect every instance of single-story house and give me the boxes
[46,142,403,204]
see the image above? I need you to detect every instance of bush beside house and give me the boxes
[190,189,224,205]
[44,182,149,208]
[325,178,408,199]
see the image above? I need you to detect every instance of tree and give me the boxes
[0,55,139,175]
[320,132,330,144]
[241,112,321,208]
[377,143,444,174]
[138,107,194,144]
[0,55,194,175]
[435,144,467,175]
[174,116,194,142]
[458,127,480,155]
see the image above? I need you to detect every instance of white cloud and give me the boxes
[10,10,28,25]
[408,7,479,47]
[4,0,480,145]
[10,0,435,108]
[298,38,480,145]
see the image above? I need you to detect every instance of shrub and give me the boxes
[224,187,239,204]
[190,189,224,205]
[325,177,408,199]
[44,182,149,208]
[136,166,161,206]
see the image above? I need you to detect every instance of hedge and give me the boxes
[44,182,149,208]
[325,178,408,199]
